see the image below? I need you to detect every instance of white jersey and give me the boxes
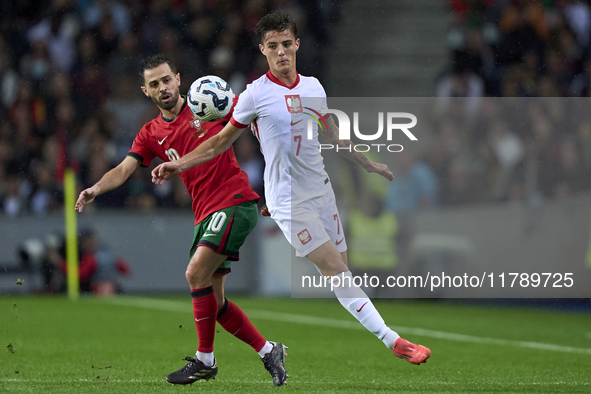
[231,71,331,210]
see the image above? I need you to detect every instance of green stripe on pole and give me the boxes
[64,167,79,301]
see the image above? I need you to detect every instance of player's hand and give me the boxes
[75,187,99,212]
[152,162,181,185]
[366,161,394,181]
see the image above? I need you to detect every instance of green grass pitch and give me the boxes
[1,295,590,393]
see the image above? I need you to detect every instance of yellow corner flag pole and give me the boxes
[64,167,79,300]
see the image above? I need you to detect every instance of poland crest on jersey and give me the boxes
[285,95,302,114]
[297,229,312,244]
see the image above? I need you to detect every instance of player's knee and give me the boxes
[185,267,208,288]
[328,264,348,277]
[317,258,348,277]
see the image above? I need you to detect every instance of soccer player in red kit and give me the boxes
[75,54,288,386]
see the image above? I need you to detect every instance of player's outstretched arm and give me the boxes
[320,116,394,181]
[75,156,140,212]
[152,122,244,185]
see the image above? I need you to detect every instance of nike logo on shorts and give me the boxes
[336,238,344,245]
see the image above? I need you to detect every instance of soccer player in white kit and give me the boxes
[153,10,431,367]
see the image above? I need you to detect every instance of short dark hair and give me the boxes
[139,54,177,85]
[255,10,298,43]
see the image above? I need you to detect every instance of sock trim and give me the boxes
[217,298,230,320]
[191,286,214,299]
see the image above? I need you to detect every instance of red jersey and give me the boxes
[128,98,259,225]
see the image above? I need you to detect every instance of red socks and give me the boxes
[217,298,267,352]
[191,287,266,354]
[191,286,218,353]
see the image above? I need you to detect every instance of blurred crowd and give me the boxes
[426,0,591,207]
[445,0,591,97]
[0,0,335,216]
[1,0,591,218]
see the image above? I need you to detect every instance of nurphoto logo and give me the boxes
[305,108,418,152]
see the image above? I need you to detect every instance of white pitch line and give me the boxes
[105,297,591,355]
[0,378,588,386]
[0,378,163,383]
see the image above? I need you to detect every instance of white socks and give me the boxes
[381,328,400,349]
[332,271,400,349]
[257,341,273,358]
[198,341,273,365]
[196,351,215,367]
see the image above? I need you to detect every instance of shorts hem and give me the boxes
[213,267,231,275]
[196,241,239,261]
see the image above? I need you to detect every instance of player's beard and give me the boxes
[153,90,180,111]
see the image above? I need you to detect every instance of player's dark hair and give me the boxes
[139,54,177,85]
[255,10,298,43]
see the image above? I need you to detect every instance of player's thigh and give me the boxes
[306,240,348,277]
[187,245,229,280]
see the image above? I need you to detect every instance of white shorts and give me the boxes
[270,189,348,257]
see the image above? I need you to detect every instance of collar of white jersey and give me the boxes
[265,70,300,90]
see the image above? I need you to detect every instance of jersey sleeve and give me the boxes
[317,80,330,120]
[230,86,256,128]
[127,127,156,167]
